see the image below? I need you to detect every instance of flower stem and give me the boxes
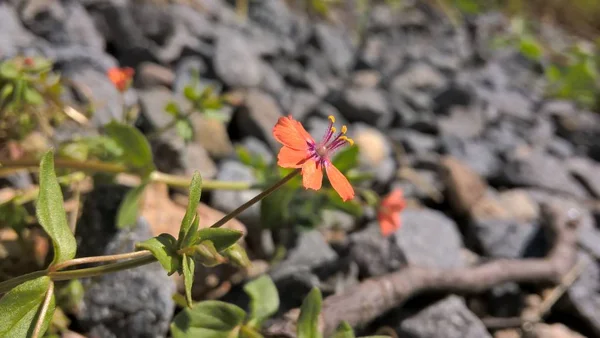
[31,281,54,338]
[210,169,300,229]
[49,255,157,281]
[51,250,152,272]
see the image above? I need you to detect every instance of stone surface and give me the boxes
[335,87,393,128]
[396,295,492,338]
[349,222,406,277]
[440,156,488,216]
[394,208,465,268]
[232,89,283,150]
[214,28,263,88]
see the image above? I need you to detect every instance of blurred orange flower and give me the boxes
[107,67,134,92]
[377,189,406,236]
[273,115,355,201]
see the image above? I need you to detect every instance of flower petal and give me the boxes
[325,163,354,201]
[378,212,400,237]
[302,160,323,191]
[382,189,406,212]
[278,147,309,168]
[273,116,313,150]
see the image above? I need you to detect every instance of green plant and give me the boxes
[0,56,65,141]
[170,275,390,338]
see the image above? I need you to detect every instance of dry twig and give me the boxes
[265,203,581,337]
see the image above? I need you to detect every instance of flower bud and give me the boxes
[222,243,251,268]
[193,241,226,267]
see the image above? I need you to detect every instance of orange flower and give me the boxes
[273,115,355,201]
[377,189,406,236]
[107,67,134,92]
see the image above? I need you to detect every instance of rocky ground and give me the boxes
[2,0,600,337]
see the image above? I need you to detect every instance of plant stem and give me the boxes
[0,270,47,294]
[49,255,157,281]
[149,171,255,190]
[51,250,152,272]
[210,169,300,229]
[31,281,54,338]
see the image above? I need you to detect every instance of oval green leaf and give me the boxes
[178,171,202,247]
[0,276,55,338]
[244,275,280,328]
[170,300,246,338]
[182,253,195,308]
[23,86,43,105]
[297,287,323,338]
[36,151,77,265]
[332,321,355,338]
[116,182,148,229]
[194,228,243,252]
[104,120,155,175]
[136,234,180,276]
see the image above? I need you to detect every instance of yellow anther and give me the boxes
[340,136,354,146]
[331,127,337,134]
[341,125,347,134]
[328,115,335,123]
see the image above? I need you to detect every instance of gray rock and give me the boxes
[500,150,589,198]
[153,21,202,64]
[391,62,448,93]
[259,61,287,98]
[136,62,175,89]
[547,137,574,159]
[210,160,261,227]
[394,208,465,269]
[335,87,393,128]
[138,87,179,134]
[440,136,501,179]
[351,124,396,184]
[239,137,274,165]
[79,218,175,338]
[313,23,354,75]
[568,157,600,198]
[390,129,438,155]
[554,110,600,161]
[565,252,600,336]
[483,90,534,121]
[438,105,486,139]
[470,217,542,259]
[321,210,356,232]
[171,4,214,40]
[271,230,338,280]
[214,28,263,88]
[248,0,295,37]
[232,90,283,150]
[349,222,406,277]
[75,185,175,338]
[0,4,36,59]
[396,295,492,338]
[284,89,321,122]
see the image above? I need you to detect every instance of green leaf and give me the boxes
[36,151,77,265]
[332,146,359,174]
[192,241,226,267]
[222,243,251,268]
[0,83,14,102]
[194,228,243,252]
[297,287,323,338]
[116,182,148,229]
[136,234,181,275]
[170,300,246,338]
[182,253,195,308]
[178,171,202,247]
[236,146,253,166]
[244,275,280,327]
[519,36,543,60]
[23,86,43,105]
[176,119,194,142]
[0,276,55,338]
[104,120,155,175]
[184,85,199,102]
[0,61,19,79]
[165,101,180,117]
[332,321,355,338]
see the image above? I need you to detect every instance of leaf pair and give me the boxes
[170,275,279,338]
[136,171,244,308]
